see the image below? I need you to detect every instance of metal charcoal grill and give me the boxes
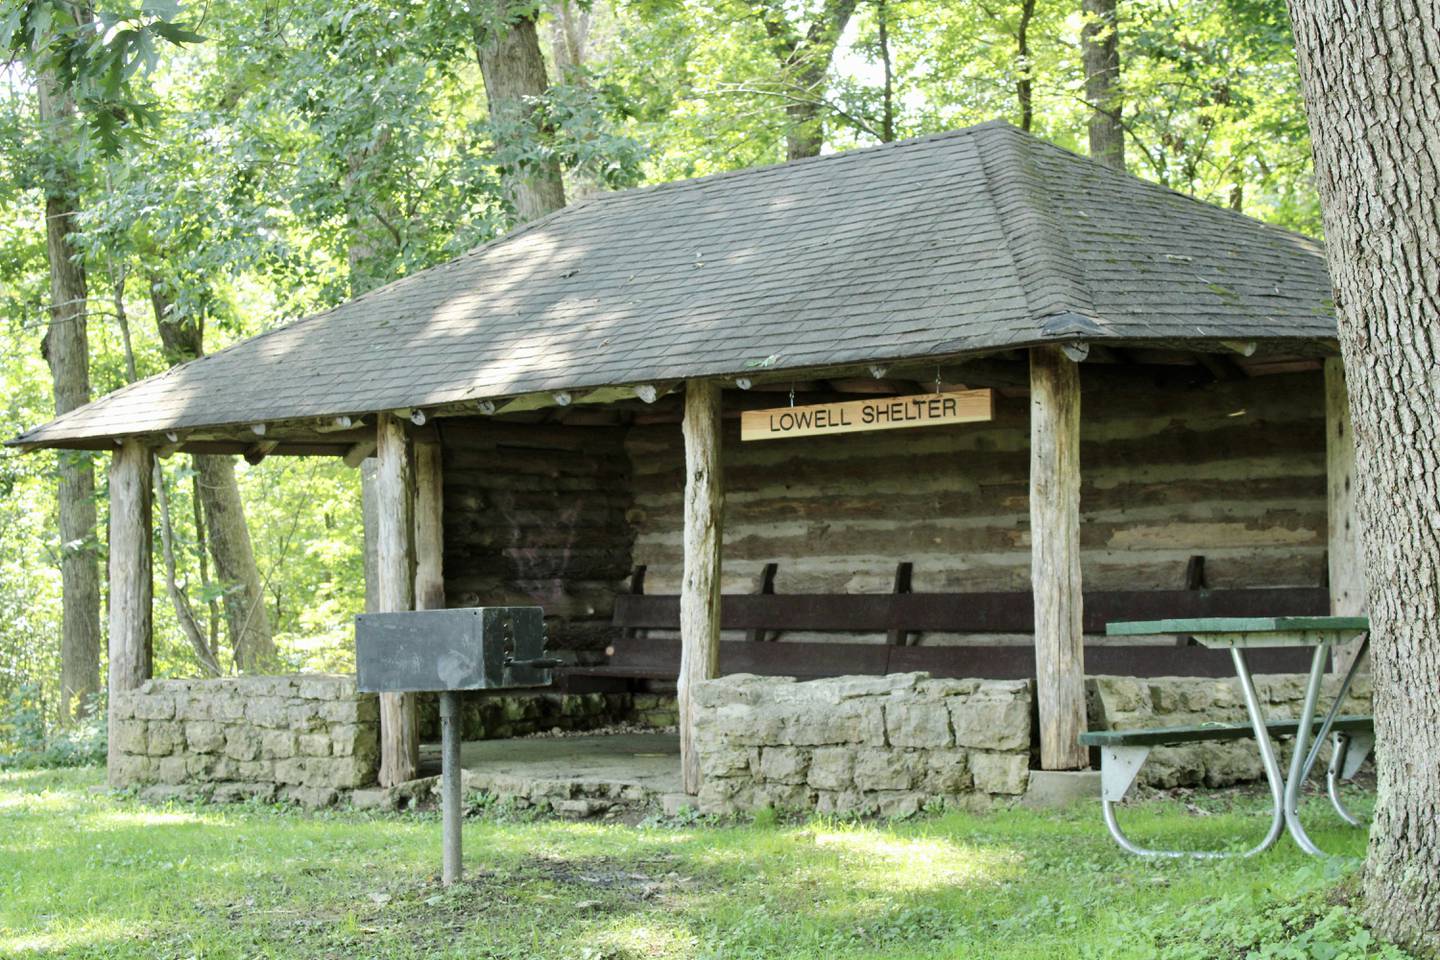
[355,607,559,884]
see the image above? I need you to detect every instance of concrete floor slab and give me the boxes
[417,732,683,806]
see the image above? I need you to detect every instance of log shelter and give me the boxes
[9,121,1364,791]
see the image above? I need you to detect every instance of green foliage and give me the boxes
[1,0,204,151]
[0,684,105,767]
[1154,866,1409,960]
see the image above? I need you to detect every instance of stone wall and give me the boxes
[692,672,1033,817]
[415,690,677,741]
[1088,673,1373,787]
[110,675,379,806]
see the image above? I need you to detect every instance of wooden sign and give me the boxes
[740,389,994,441]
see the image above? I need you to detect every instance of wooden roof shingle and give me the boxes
[12,121,1333,449]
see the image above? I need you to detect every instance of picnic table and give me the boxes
[1083,616,1373,858]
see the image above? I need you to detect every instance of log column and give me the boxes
[413,440,445,612]
[1325,358,1368,671]
[1029,346,1088,771]
[679,380,723,795]
[107,440,153,784]
[376,414,419,786]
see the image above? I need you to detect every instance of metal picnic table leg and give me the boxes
[1099,649,1287,859]
[1228,647,1288,856]
[1298,633,1371,824]
[1281,644,1332,856]
[440,691,463,885]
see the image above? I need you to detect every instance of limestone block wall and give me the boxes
[110,675,380,806]
[1087,673,1373,787]
[693,672,1034,817]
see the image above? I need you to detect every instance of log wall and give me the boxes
[440,418,637,652]
[627,369,1327,643]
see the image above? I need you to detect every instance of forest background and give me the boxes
[0,0,1319,756]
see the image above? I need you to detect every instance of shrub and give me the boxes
[0,684,106,769]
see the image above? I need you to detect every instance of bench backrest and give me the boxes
[604,636,1318,679]
[611,586,1330,636]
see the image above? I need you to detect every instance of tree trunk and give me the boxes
[149,286,274,670]
[1015,0,1037,133]
[877,0,895,143]
[785,67,827,160]
[751,0,858,160]
[1286,1,1440,952]
[474,1,567,222]
[1081,0,1124,169]
[37,76,102,722]
[546,0,591,81]
[195,455,275,671]
[153,459,223,677]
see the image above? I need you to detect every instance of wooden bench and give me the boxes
[560,561,1329,685]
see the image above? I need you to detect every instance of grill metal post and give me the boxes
[440,691,462,885]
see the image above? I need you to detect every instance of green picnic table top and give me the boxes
[1105,615,1370,638]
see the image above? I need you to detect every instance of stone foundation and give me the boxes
[109,675,379,806]
[692,673,1034,817]
[1087,673,1373,787]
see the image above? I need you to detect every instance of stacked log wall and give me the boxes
[626,369,1327,644]
[440,418,636,654]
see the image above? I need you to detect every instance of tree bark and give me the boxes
[149,286,274,670]
[107,441,152,784]
[679,380,723,795]
[1286,1,1440,952]
[1325,357,1367,673]
[474,1,567,222]
[153,459,223,677]
[1030,346,1087,771]
[376,415,419,786]
[877,0,895,142]
[752,0,859,160]
[546,0,591,81]
[195,455,275,671]
[1016,0,1037,133]
[1081,0,1124,169]
[37,76,102,722]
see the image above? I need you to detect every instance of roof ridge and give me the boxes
[972,123,1098,324]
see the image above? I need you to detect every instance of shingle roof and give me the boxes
[13,120,1333,450]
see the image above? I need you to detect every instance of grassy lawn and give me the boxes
[0,766,1412,959]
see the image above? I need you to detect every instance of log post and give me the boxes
[1325,358,1368,671]
[107,439,153,785]
[413,441,446,611]
[376,414,419,786]
[361,458,380,615]
[679,379,723,795]
[1029,346,1088,771]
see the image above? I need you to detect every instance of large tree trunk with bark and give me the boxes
[1285,1,1440,952]
[750,0,858,160]
[150,286,275,671]
[474,1,567,222]
[37,76,102,722]
[1081,0,1124,169]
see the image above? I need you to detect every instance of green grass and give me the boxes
[0,767,1413,959]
